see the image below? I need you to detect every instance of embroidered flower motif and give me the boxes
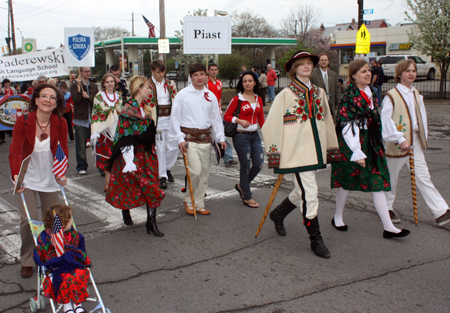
[92,115,99,121]
[100,114,106,121]
[302,114,308,121]
[296,107,303,114]
[317,113,323,120]
[316,99,320,105]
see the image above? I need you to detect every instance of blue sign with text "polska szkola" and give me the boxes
[68,34,91,61]
[363,9,373,14]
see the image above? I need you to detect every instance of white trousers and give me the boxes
[288,170,319,220]
[184,142,211,208]
[156,129,179,178]
[385,132,449,218]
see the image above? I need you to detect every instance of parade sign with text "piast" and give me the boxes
[183,16,232,54]
[0,48,69,82]
[355,24,371,54]
[64,27,95,67]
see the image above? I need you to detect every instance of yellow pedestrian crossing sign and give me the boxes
[355,24,371,54]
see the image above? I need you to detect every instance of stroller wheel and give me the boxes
[38,296,46,310]
[29,297,37,312]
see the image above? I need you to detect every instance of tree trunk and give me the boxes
[439,63,449,99]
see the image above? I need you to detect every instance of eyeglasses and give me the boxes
[82,70,91,73]
[39,94,56,102]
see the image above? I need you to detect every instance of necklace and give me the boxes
[105,92,116,103]
[36,117,50,141]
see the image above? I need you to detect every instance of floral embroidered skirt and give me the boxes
[106,145,165,209]
[43,268,89,305]
[95,134,113,171]
[331,130,391,192]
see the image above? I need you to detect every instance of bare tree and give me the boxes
[94,26,130,41]
[280,3,321,41]
[231,10,279,38]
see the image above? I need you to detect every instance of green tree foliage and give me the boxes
[406,0,450,97]
[92,49,106,81]
[143,50,152,77]
[218,53,250,88]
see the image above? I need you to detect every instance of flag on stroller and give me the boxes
[51,213,65,257]
[53,142,68,177]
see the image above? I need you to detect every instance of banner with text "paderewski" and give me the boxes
[0,47,69,82]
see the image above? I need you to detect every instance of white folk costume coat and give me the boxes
[147,78,177,128]
[262,79,338,174]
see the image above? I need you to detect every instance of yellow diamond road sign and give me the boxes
[355,24,371,54]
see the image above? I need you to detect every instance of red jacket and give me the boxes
[223,93,265,128]
[267,69,277,86]
[9,111,69,178]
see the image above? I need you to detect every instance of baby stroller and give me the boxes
[21,186,111,313]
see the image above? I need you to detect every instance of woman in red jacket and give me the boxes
[9,83,68,278]
[224,71,265,208]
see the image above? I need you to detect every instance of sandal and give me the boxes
[235,184,244,200]
[243,199,259,208]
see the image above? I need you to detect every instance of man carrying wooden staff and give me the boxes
[381,59,450,226]
[261,51,338,259]
[169,63,226,216]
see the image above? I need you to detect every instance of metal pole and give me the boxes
[132,12,135,37]
[357,0,364,30]
[7,0,11,55]
[121,32,125,74]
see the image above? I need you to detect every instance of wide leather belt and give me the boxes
[181,126,211,144]
[158,105,171,117]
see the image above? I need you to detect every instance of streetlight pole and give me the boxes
[8,0,17,55]
[358,0,364,30]
[159,0,166,62]
[213,10,228,67]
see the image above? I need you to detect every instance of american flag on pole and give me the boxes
[53,143,68,178]
[51,213,65,257]
[142,15,156,38]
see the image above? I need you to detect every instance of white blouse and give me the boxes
[23,137,60,192]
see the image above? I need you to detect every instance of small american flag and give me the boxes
[51,213,65,257]
[142,15,156,38]
[53,143,68,178]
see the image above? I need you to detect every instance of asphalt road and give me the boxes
[0,105,449,313]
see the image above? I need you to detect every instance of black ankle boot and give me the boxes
[269,197,296,236]
[167,170,175,183]
[146,206,164,237]
[304,217,330,259]
[122,209,134,226]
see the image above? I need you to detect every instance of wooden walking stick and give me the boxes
[183,151,197,220]
[255,174,284,238]
[409,146,418,225]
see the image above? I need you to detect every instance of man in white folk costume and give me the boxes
[262,51,339,258]
[148,60,178,189]
[169,63,226,215]
[381,59,450,226]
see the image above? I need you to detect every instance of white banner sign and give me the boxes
[183,16,231,54]
[158,39,170,54]
[0,48,69,82]
[64,27,95,67]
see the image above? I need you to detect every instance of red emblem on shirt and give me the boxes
[204,92,212,102]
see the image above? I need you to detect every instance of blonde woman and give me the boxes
[91,74,123,191]
[106,76,165,236]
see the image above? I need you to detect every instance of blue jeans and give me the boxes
[232,131,264,200]
[267,85,275,102]
[74,125,90,172]
[223,139,234,163]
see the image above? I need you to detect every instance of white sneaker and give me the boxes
[78,170,87,175]
[86,142,91,147]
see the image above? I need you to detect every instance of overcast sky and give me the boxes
[0,0,410,50]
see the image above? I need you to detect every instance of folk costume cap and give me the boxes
[285,51,320,72]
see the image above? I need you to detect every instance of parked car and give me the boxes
[166,71,180,80]
[378,55,436,81]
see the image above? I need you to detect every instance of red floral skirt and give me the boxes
[106,145,165,209]
[95,134,113,171]
[43,268,90,305]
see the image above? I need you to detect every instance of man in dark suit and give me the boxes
[310,53,341,117]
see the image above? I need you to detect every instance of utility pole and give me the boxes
[9,0,17,55]
[357,0,364,30]
[159,0,166,62]
[132,12,135,36]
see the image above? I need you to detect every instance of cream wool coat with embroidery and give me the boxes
[261,83,338,174]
